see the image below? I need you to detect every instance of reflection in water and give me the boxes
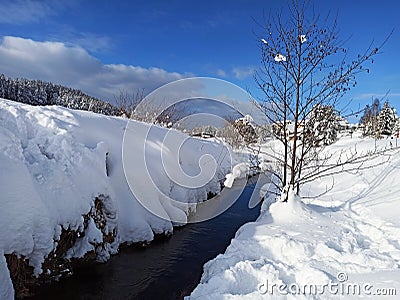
[30,178,263,300]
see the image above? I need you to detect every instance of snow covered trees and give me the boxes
[216,115,259,148]
[377,101,398,137]
[0,74,120,116]
[361,99,399,138]
[272,104,340,147]
[304,105,339,147]
[233,115,258,145]
[255,0,383,199]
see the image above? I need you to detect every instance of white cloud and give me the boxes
[0,0,55,24]
[0,36,190,102]
[0,1,78,24]
[216,69,227,78]
[353,93,400,100]
[232,66,256,80]
[68,32,113,54]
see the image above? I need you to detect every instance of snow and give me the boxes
[274,53,287,62]
[235,114,254,125]
[0,251,14,300]
[4,96,400,298]
[188,135,400,299]
[224,162,251,188]
[66,218,104,261]
[0,99,232,294]
[261,38,268,45]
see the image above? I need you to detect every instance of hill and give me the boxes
[0,74,120,116]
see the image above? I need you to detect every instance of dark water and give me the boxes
[30,178,262,300]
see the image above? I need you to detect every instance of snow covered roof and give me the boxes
[235,114,254,125]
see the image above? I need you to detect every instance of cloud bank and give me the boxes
[0,36,188,102]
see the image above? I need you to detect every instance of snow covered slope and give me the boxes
[0,99,231,297]
[189,135,400,299]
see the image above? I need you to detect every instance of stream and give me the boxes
[30,177,264,299]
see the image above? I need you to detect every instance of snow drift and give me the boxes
[188,135,400,299]
[0,99,232,297]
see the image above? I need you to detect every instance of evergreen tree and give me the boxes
[393,118,400,138]
[377,100,397,137]
[304,104,339,146]
[233,115,258,144]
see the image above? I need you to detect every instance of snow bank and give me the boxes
[224,162,251,188]
[0,251,14,300]
[223,147,265,189]
[188,136,400,299]
[0,99,231,296]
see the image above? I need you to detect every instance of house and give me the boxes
[273,120,306,141]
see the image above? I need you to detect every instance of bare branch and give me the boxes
[253,0,390,200]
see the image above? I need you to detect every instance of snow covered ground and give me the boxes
[0,99,234,298]
[188,135,400,299]
[4,97,399,299]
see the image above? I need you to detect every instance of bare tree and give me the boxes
[115,89,190,128]
[216,117,246,149]
[114,89,144,117]
[254,0,391,200]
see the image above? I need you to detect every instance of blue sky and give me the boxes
[0,0,399,118]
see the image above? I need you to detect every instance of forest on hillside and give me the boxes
[0,74,120,116]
